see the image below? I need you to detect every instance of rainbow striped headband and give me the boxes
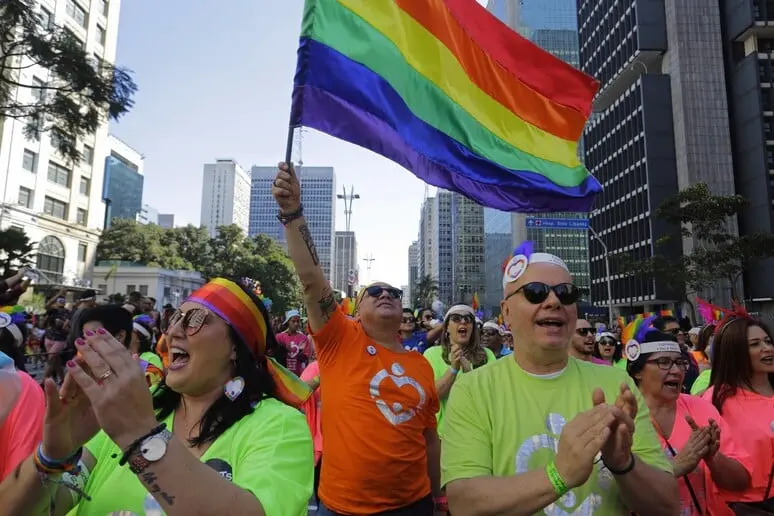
[188,278,268,358]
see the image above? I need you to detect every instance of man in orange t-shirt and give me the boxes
[273,162,444,515]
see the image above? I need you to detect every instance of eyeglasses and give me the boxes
[166,308,209,336]
[449,314,474,324]
[365,285,403,300]
[505,282,581,305]
[598,338,617,347]
[646,357,689,371]
[402,317,415,324]
[576,327,596,337]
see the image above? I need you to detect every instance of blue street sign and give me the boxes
[525,218,590,230]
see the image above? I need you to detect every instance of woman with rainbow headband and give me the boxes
[1,277,314,516]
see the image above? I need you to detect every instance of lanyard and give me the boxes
[650,415,704,514]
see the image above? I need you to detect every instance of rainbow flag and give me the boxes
[471,293,480,311]
[291,0,601,212]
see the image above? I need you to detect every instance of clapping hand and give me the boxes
[555,403,617,488]
[673,416,711,476]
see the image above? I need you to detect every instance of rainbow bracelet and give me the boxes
[33,444,82,475]
[545,461,569,497]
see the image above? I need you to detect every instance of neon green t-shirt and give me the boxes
[139,351,163,370]
[690,369,712,395]
[423,345,495,437]
[69,398,313,516]
[442,356,672,515]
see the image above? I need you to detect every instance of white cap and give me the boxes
[445,305,475,319]
[482,321,503,334]
[503,252,569,288]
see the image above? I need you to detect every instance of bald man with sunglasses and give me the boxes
[273,163,444,516]
[441,244,679,516]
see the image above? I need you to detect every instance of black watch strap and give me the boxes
[277,205,304,226]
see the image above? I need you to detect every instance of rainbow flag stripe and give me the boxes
[291,0,601,212]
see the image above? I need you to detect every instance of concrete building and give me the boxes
[250,166,336,281]
[407,241,420,306]
[137,203,157,225]
[483,206,513,314]
[577,0,737,313]
[401,285,411,309]
[200,159,250,237]
[0,0,123,287]
[418,197,436,281]
[103,135,144,228]
[432,192,454,307]
[93,262,205,308]
[158,214,175,229]
[720,0,774,314]
[333,230,357,295]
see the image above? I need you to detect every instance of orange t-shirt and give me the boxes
[313,307,439,514]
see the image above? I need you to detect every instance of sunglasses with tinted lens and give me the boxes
[599,337,617,346]
[576,327,596,337]
[449,313,474,324]
[365,285,403,300]
[402,317,415,324]
[508,282,581,305]
[166,308,209,336]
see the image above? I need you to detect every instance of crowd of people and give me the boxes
[0,162,771,515]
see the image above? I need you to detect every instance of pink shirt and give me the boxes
[703,387,774,505]
[0,371,45,481]
[300,361,322,464]
[276,332,311,376]
[591,357,610,366]
[657,394,752,515]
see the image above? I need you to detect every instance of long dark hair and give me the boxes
[152,279,278,447]
[710,317,774,413]
[132,319,155,355]
[439,312,488,368]
[593,334,622,363]
[696,324,715,361]
[0,323,28,372]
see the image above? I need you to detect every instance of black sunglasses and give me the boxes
[576,327,596,337]
[505,282,581,305]
[402,317,415,323]
[448,313,474,324]
[365,285,403,300]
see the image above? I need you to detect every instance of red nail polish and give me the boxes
[97,328,107,335]
[84,330,94,337]
[75,338,86,346]
[66,360,75,368]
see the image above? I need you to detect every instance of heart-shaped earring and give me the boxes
[224,376,245,401]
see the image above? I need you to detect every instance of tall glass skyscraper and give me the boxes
[102,152,143,228]
[488,0,591,296]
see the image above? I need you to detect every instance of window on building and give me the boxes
[78,242,88,262]
[82,144,94,165]
[91,54,103,70]
[76,208,88,225]
[65,0,88,29]
[31,77,45,102]
[39,7,52,28]
[139,285,148,296]
[25,115,42,140]
[43,197,67,219]
[22,149,37,173]
[36,236,66,282]
[47,162,71,187]
[64,28,85,49]
[98,0,109,16]
[96,25,106,46]
[126,285,136,295]
[79,176,90,195]
[17,187,32,208]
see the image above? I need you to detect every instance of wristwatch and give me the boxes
[128,428,173,474]
[277,204,304,226]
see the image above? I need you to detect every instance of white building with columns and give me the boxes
[0,0,122,288]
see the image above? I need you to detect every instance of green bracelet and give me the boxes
[546,461,570,497]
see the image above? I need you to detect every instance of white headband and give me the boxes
[624,340,681,362]
[133,322,151,340]
[596,332,616,342]
[6,324,22,347]
[503,252,569,288]
[482,321,503,334]
[445,305,474,319]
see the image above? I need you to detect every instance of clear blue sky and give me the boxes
[110,0,472,287]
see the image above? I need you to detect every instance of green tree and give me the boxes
[618,183,774,301]
[96,219,169,267]
[0,226,35,277]
[412,274,438,308]
[1,0,137,162]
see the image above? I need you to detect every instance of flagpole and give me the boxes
[284,125,295,165]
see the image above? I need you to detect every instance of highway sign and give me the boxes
[525,218,589,230]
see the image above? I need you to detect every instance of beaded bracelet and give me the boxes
[33,444,83,475]
[545,461,570,497]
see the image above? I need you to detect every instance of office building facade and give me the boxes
[250,166,336,281]
[103,135,144,228]
[577,0,736,311]
[0,0,122,286]
[483,208,512,314]
[200,159,251,237]
[407,240,420,306]
[137,204,158,225]
[334,231,357,294]
[158,214,175,229]
[720,0,774,312]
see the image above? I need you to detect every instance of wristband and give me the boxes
[603,454,636,475]
[546,461,569,497]
[448,367,459,375]
[34,444,82,474]
[433,495,448,512]
[119,423,167,466]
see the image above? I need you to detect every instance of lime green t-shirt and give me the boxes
[423,345,495,436]
[139,351,163,370]
[442,356,672,515]
[690,369,712,395]
[70,398,313,516]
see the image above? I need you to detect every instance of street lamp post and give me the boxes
[336,186,360,232]
[589,226,614,326]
